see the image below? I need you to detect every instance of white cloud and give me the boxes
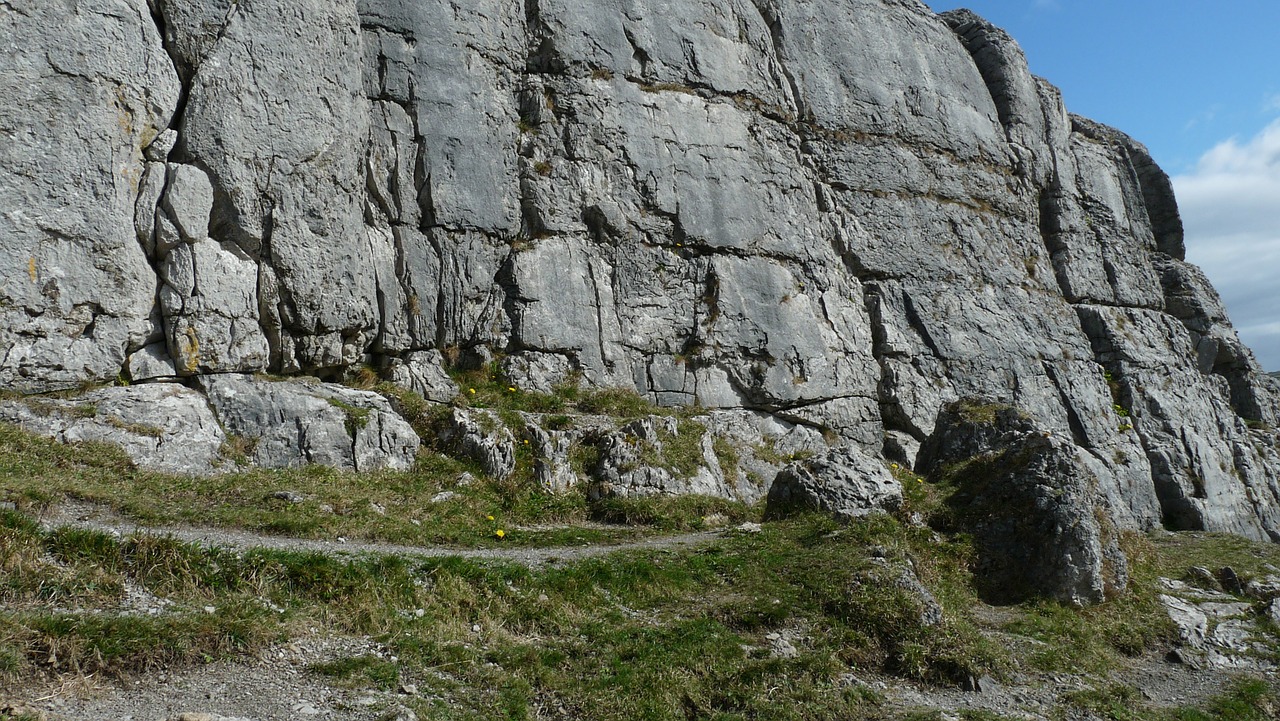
[1174,119,1280,371]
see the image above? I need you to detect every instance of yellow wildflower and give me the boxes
[495,529,506,539]
[486,515,495,521]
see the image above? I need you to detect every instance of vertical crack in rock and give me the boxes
[747,0,805,121]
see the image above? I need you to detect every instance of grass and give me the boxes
[1063,678,1280,720]
[6,373,1280,717]
[0,421,740,549]
[1002,533,1175,674]
[0,505,1003,715]
[3,463,1279,718]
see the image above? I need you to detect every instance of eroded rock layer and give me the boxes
[2,1,1277,536]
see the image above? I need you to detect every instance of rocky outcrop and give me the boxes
[918,399,1128,606]
[2,1,1278,535]
[766,446,903,521]
[0,385,224,475]
[198,376,419,472]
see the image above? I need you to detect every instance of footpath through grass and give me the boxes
[3,423,1280,718]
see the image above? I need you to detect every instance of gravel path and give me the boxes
[37,500,727,566]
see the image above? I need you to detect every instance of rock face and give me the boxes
[918,399,1128,606]
[2,1,1278,535]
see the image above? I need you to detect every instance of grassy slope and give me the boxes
[1,378,1279,718]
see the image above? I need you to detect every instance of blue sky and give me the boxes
[924,1,1280,370]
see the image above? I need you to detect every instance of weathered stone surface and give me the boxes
[591,415,728,499]
[384,351,460,403]
[164,0,377,374]
[159,239,270,375]
[517,412,616,494]
[918,399,1129,606]
[766,446,902,521]
[0,0,180,392]
[0,385,224,475]
[160,164,214,245]
[4,0,1279,540]
[126,342,178,382]
[1159,574,1277,671]
[198,375,418,472]
[435,408,517,480]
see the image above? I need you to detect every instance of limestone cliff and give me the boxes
[2,1,1278,538]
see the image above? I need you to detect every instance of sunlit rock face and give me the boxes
[2,0,1277,536]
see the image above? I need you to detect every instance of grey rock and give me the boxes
[882,430,921,469]
[0,0,180,393]
[502,353,579,396]
[1246,575,1280,601]
[4,0,1279,544]
[765,632,799,659]
[160,163,214,245]
[917,398,1128,606]
[159,239,270,374]
[0,384,225,475]
[1217,566,1244,596]
[766,446,902,522]
[1161,594,1209,649]
[701,410,831,502]
[199,375,418,472]
[519,413,598,494]
[385,351,460,403]
[135,162,169,257]
[126,342,178,382]
[145,129,178,162]
[436,408,517,479]
[167,0,378,373]
[591,415,728,499]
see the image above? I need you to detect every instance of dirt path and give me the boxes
[36,499,729,566]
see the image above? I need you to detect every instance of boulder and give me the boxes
[435,408,517,479]
[384,351,460,403]
[198,375,418,472]
[918,398,1128,606]
[0,384,225,475]
[766,446,902,521]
